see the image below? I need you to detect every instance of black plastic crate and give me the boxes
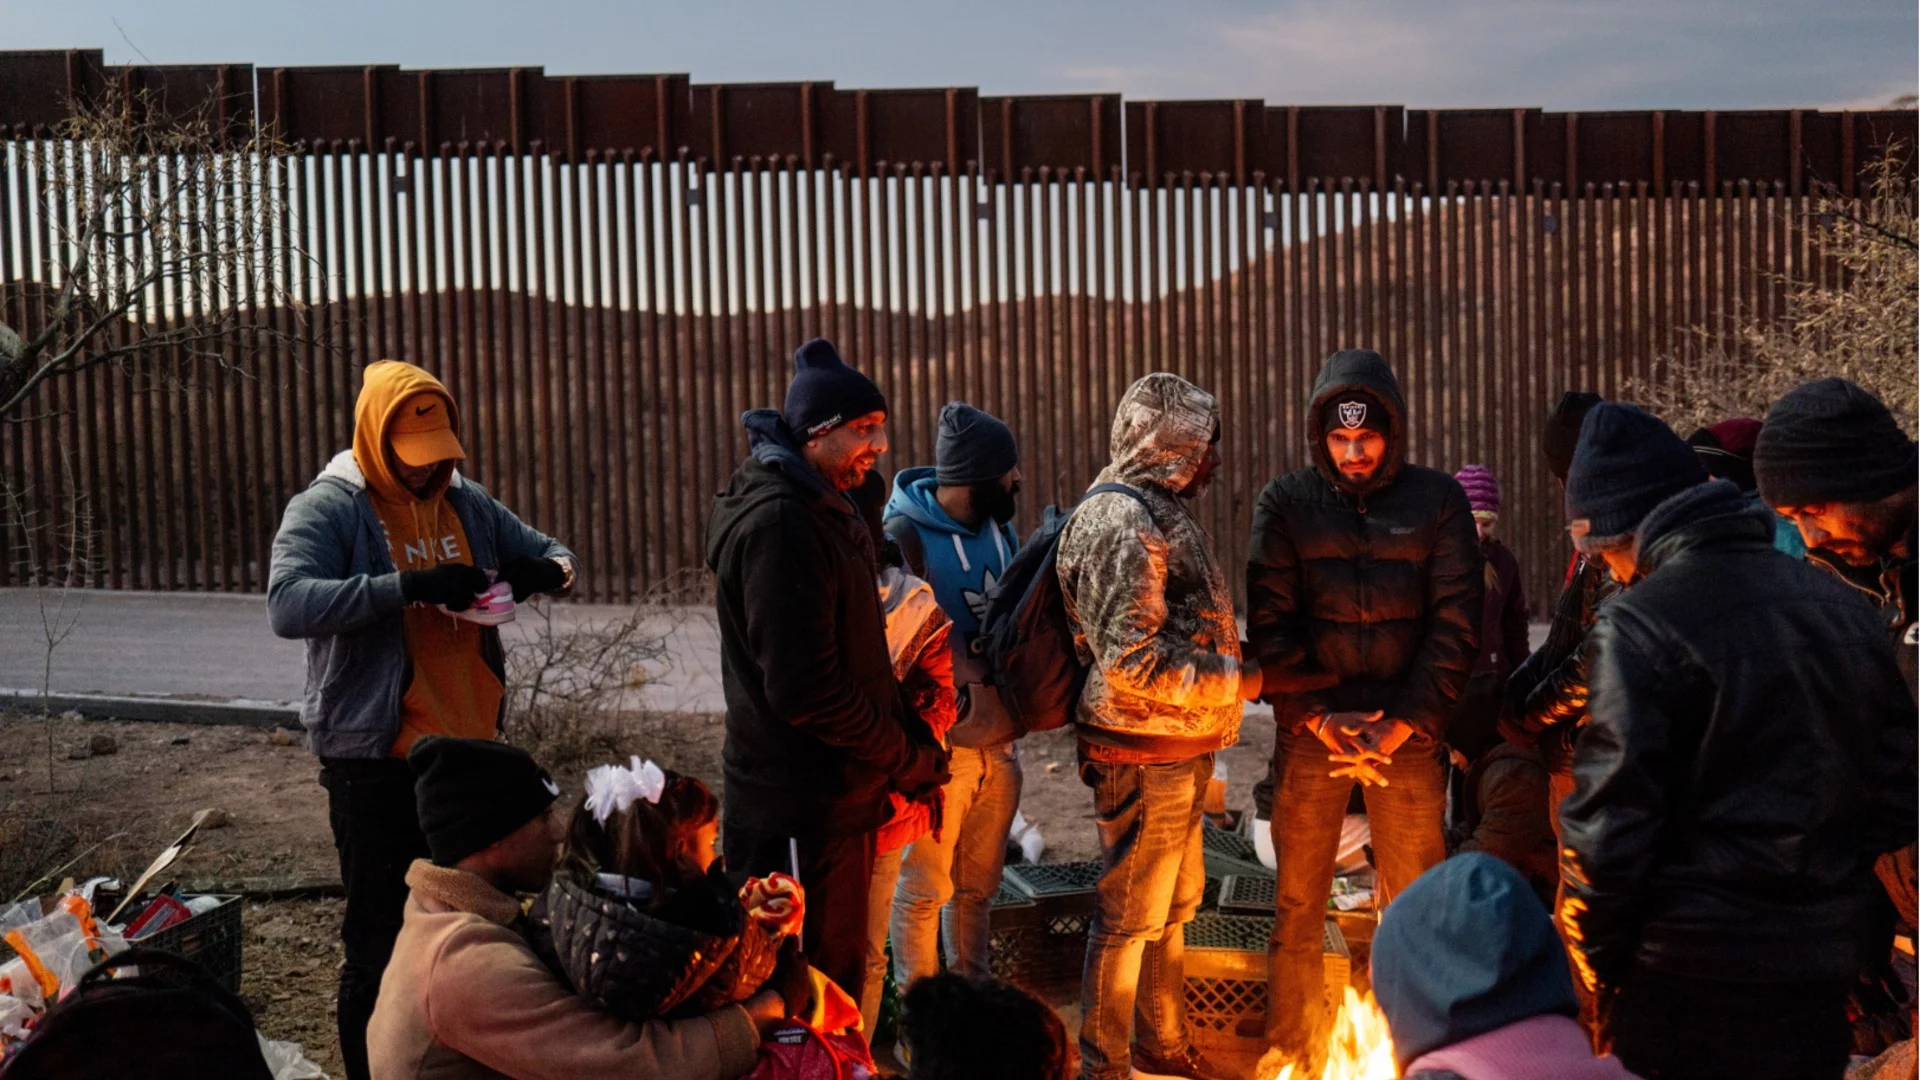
[1003,860,1102,900]
[1184,913,1349,1047]
[135,895,244,994]
[1217,873,1276,916]
[989,863,1099,995]
[1201,820,1272,881]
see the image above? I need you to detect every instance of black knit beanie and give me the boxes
[784,338,888,440]
[1753,378,1918,507]
[409,736,559,867]
[1320,389,1388,436]
[1565,403,1707,543]
[935,402,1019,486]
[1542,391,1603,481]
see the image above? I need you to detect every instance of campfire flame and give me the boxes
[1256,986,1398,1080]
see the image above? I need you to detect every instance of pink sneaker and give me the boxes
[441,580,517,626]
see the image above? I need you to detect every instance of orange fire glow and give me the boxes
[1256,986,1399,1080]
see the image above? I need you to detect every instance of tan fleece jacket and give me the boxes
[367,862,761,1080]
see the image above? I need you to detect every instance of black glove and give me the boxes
[896,744,952,799]
[770,937,813,1019]
[400,564,491,611]
[498,556,568,602]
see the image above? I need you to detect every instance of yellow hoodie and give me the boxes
[352,360,504,757]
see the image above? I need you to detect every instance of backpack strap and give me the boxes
[1077,482,1154,525]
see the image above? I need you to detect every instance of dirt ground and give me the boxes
[0,709,1282,1077]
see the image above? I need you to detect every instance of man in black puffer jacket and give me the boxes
[1247,348,1481,1064]
[1559,403,1917,1080]
[706,339,949,1000]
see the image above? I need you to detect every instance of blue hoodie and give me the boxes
[882,465,1019,645]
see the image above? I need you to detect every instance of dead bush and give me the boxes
[501,597,673,773]
[1637,155,1917,434]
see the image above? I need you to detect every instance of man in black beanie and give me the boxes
[367,737,805,1080]
[881,401,1025,1001]
[1558,404,1917,1080]
[707,338,949,1001]
[1755,378,1918,692]
[1502,389,1613,841]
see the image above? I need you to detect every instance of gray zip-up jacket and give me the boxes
[267,451,576,759]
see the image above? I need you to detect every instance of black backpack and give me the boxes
[975,483,1151,735]
[0,948,274,1080]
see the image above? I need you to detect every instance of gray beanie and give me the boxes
[935,402,1018,486]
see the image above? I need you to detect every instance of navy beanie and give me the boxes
[1372,854,1579,1070]
[1753,378,1918,508]
[784,338,888,439]
[935,402,1019,486]
[409,736,559,867]
[1565,403,1706,542]
[1542,391,1603,481]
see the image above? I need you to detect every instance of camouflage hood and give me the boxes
[1104,372,1221,495]
[1058,372,1242,759]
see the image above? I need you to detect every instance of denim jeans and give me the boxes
[1264,729,1446,1058]
[860,845,907,1036]
[891,742,1023,988]
[1078,754,1210,1080]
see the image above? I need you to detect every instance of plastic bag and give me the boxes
[256,1033,329,1080]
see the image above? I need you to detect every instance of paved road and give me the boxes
[0,588,726,713]
[1,587,1547,718]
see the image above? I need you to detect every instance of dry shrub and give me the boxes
[501,598,670,772]
[1637,155,1917,434]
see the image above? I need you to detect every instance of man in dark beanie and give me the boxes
[707,338,949,1000]
[1755,377,1920,975]
[1247,348,1481,1068]
[367,737,802,1080]
[1503,390,1613,841]
[1755,378,1918,691]
[881,401,1025,1000]
[1558,404,1917,1080]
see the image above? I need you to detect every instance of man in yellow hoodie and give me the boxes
[269,360,577,1080]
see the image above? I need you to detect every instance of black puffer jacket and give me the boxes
[706,410,941,839]
[1246,349,1483,745]
[536,870,782,1022]
[1560,481,1919,992]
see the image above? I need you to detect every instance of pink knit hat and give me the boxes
[1454,464,1502,516]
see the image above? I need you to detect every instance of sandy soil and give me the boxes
[0,708,1285,1078]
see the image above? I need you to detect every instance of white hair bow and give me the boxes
[583,756,668,824]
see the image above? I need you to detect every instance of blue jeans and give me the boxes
[1265,729,1446,1056]
[891,743,1023,988]
[1078,754,1211,1080]
[861,845,906,1036]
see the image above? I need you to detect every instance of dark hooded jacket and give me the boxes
[1559,480,1919,992]
[1246,349,1483,745]
[705,410,941,840]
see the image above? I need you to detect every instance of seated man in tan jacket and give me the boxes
[368,736,803,1080]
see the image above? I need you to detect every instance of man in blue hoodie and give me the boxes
[882,402,1025,993]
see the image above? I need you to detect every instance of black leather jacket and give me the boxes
[1505,555,1619,746]
[1559,481,1918,991]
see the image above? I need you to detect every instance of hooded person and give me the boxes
[880,403,1027,1006]
[705,338,949,1002]
[1244,348,1481,1069]
[1056,372,1260,1080]
[1500,390,1613,842]
[267,359,576,1080]
[1372,854,1639,1080]
[1559,403,1917,1080]
[366,737,804,1080]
